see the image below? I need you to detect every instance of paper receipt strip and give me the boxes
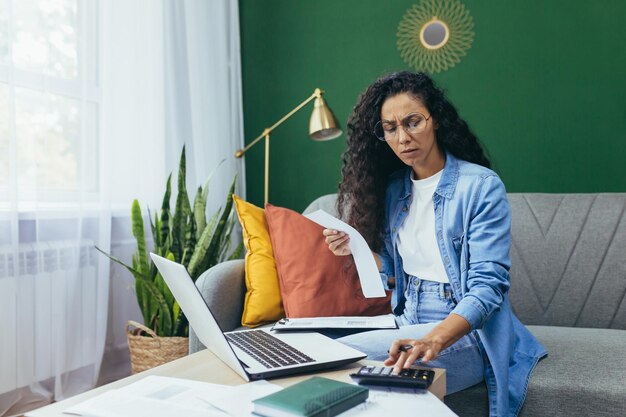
[305,209,386,298]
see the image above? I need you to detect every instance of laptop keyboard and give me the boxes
[225,330,315,369]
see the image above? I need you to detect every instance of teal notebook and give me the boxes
[252,376,369,417]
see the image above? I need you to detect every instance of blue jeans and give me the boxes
[337,277,485,395]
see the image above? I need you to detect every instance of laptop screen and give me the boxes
[150,253,250,381]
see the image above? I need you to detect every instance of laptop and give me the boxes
[150,253,367,381]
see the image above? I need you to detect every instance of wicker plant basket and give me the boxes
[126,320,188,374]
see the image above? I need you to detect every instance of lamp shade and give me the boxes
[309,96,342,141]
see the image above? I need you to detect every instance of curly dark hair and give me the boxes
[337,71,491,252]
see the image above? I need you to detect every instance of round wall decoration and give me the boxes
[397,0,475,73]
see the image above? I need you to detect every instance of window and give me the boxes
[0,0,99,205]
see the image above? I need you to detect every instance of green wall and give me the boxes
[240,0,626,211]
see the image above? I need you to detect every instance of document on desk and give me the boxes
[61,376,281,417]
[58,375,456,417]
[341,385,458,417]
[62,376,227,417]
[305,209,386,298]
[272,314,397,330]
[203,380,283,417]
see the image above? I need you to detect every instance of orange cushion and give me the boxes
[265,203,391,318]
[233,195,285,327]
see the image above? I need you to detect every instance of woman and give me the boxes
[323,71,546,417]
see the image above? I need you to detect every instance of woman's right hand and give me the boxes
[322,229,351,256]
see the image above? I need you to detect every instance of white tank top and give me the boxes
[397,169,449,283]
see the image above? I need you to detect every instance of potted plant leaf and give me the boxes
[97,146,242,373]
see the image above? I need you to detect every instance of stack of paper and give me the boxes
[60,376,281,417]
[55,375,457,417]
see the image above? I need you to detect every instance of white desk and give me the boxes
[27,349,446,417]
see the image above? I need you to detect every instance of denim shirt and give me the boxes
[378,152,547,417]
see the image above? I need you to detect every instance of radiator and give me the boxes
[0,240,99,395]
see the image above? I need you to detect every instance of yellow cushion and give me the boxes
[233,195,285,327]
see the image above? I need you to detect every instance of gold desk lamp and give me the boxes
[235,88,342,204]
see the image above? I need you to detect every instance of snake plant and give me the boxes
[97,146,242,337]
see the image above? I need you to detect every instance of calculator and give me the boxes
[349,365,435,389]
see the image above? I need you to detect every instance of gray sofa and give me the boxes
[190,193,626,416]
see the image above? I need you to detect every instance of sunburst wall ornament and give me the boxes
[397,0,474,73]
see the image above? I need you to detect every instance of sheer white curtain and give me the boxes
[99,0,246,387]
[0,0,244,415]
[0,1,111,414]
[163,0,246,217]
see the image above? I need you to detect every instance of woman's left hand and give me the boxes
[383,337,444,374]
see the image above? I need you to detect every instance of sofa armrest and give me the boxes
[189,259,245,354]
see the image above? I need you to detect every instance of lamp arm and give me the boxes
[235,89,322,158]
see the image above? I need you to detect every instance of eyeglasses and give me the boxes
[374,112,432,141]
